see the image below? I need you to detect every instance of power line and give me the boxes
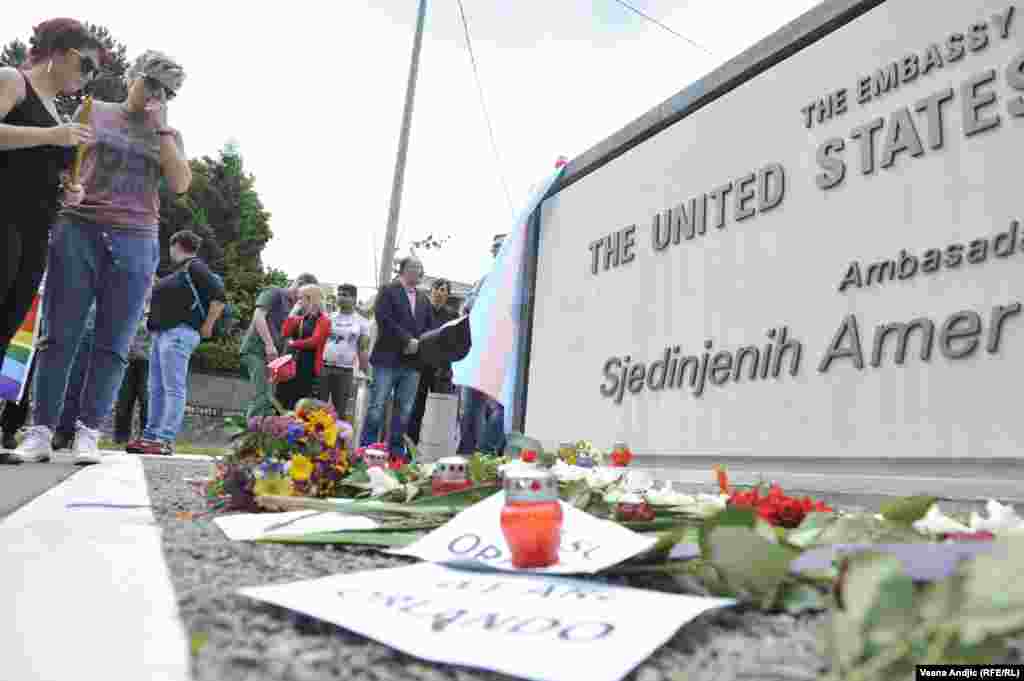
[455,0,516,217]
[608,0,714,56]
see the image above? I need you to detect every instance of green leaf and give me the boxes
[958,536,1024,645]
[699,506,756,559]
[468,454,487,483]
[645,523,701,563]
[705,526,799,606]
[785,512,837,548]
[813,514,928,546]
[776,581,830,614]
[407,485,500,508]
[257,531,425,547]
[880,496,938,525]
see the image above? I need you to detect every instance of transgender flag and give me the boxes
[452,159,567,431]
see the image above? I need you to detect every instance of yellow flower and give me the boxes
[254,478,293,497]
[290,454,314,482]
[305,409,338,448]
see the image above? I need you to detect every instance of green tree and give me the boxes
[0,39,28,68]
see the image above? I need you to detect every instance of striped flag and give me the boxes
[0,291,43,403]
[452,159,567,431]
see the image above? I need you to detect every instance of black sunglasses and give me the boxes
[68,49,98,80]
[144,76,176,100]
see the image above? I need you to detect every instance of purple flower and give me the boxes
[286,423,305,445]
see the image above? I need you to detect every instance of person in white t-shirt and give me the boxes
[319,283,370,420]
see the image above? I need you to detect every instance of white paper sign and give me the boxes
[390,492,657,574]
[214,511,378,542]
[240,562,732,681]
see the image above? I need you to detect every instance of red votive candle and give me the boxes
[500,469,563,568]
[431,456,473,496]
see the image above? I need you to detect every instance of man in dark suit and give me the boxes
[407,278,458,444]
[360,256,435,457]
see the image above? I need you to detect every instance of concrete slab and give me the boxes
[0,456,190,681]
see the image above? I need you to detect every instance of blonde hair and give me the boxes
[299,284,323,311]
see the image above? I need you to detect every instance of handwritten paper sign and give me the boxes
[391,491,657,574]
[214,511,378,542]
[240,562,733,681]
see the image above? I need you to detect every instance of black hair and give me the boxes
[170,230,202,253]
[338,284,358,297]
[293,273,318,288]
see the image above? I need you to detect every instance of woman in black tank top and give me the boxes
[0,19,102,404]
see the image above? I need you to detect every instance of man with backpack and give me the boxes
[127,230,226,455]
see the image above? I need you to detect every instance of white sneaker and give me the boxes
[13,426,54,463]
[72,422,103,465]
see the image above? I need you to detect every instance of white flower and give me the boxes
[586,467,624,489]
[623,470,654,492]
[692,493,729,516]
[550,460,588,482]
[367,467,401,497]
[418,463,436,479]
[912,503,970,535]
[645,484,696,507]
[970,499,1024,534]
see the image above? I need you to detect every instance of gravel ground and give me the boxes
[144,459,1016,681]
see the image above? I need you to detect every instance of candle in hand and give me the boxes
[70,95,93,185]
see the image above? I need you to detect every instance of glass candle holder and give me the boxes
[500,469,563,568]
[610,441,633,467]
[432,455,473,496]
[364,448,390,469]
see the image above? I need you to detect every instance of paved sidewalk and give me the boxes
[0,454,190,681]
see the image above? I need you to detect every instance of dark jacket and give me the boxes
[370,281,435,369]
[148,258,226,332]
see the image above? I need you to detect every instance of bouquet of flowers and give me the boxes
[204,398,354,511]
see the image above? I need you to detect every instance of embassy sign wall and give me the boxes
[525,0,1024,459]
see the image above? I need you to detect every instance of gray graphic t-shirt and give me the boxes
[61,101,167,232]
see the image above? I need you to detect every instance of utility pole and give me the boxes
[378,0,428,288]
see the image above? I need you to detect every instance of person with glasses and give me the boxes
[12,49,191,465]
[0,19,101,387]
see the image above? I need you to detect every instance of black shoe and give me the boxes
[51,432,74,451]
[0,434,21,464]
[2,433,17,451]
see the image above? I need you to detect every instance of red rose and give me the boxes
[756,501,780,525]
[774,498,807,528]
[521,450,538,463]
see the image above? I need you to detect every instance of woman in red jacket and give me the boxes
[277,284,330,410]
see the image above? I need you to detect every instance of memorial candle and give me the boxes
[500,469,562,568]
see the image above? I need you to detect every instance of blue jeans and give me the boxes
[57,322,94,437]
[359,365,421,456]
[33,221,159,430]
[144,325,200,443]
[458,387,506,455]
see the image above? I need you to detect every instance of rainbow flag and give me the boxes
[452,160,566,431]
[0,292,42,403]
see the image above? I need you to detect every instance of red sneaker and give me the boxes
[137,439,173,456]
[125,439,145,454]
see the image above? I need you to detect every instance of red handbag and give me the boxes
[267,354,296,384]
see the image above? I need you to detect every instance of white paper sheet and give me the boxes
[240,562,732,681]
[390,491,657,574]
[213,511,379,541]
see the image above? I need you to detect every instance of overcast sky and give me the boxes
[9,0,820,295]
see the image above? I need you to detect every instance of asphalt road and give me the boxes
[0,461,81,518]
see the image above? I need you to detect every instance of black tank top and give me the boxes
[0,71,74,220]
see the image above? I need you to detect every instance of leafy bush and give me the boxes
[191,336,242,375]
